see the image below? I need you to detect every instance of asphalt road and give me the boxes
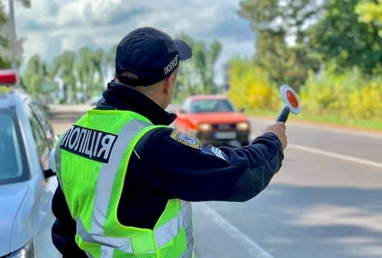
[48,104,382,258]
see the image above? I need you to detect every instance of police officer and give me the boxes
[51,27,287,258]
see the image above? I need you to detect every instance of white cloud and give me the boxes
[12,0,255,83]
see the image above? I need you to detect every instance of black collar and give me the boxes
[99,82,176,126]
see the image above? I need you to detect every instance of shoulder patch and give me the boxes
[200,146,227,161]
[210,147,227,161]
[170,129,201,149]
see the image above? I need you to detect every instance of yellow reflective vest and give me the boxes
[54,109,194,258]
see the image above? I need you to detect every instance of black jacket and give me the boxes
[51,82,284,257]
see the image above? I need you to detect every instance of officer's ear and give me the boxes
[163,71,177,95]
[163,77,172,95]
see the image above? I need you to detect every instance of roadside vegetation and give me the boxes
[229,0,382,133]
[0,0,381,132]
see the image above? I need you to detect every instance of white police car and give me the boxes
[0,70,60,257]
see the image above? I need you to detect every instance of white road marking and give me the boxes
[289,144,382,169]
[199,202,275,258]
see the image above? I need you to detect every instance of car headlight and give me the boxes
[236,122,249,130]
[9,240,36,258]
[198,123,213,131]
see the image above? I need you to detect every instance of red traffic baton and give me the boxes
[276,85,301,123]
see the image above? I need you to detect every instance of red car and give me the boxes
[174,95,251,147]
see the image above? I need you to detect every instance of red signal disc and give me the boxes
[286,90,299,109]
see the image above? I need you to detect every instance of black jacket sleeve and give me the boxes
[137,129,284,202]
[51,184,88,258]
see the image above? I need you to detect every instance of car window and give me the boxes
[214,99,234,112]
[30,103,56,148]
[0,111,29,184]
[191,99,235,113]
[27,104,51,170]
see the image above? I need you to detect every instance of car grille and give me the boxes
[214,124,235,130]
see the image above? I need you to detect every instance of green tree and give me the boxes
[50,51,77,103]
[106,45,117,68]
[356,0,382,28]
[0,0,31,69]
[21,45,116,104]
[75,47,106,101]
[0,2,11,69]
[238,0,321,90]
[308,0,382,75]
[16,0,31,7]
[92,48,106,93]
[176,34,222,98]
[22,54,48,97]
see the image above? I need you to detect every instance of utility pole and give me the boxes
[8,0,17,70]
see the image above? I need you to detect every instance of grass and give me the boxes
[245,108,382,134]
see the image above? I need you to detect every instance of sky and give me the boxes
[9,0,256,84]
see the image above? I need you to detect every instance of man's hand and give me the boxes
[264,122,287,150]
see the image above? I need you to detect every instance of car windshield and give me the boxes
[190,99,235,113]
[0,112,27,184]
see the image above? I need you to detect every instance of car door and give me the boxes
[26,101,60,257]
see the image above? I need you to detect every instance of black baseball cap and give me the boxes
[115,27,192,86]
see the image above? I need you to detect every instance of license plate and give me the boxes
[214,131,237,139]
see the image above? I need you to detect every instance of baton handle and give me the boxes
[276,106,290,123]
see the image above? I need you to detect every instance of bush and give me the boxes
[227,58,279,111]
[301,65,382,120]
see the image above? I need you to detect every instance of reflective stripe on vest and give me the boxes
[76,200,193,256]
[55,116,194,257]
